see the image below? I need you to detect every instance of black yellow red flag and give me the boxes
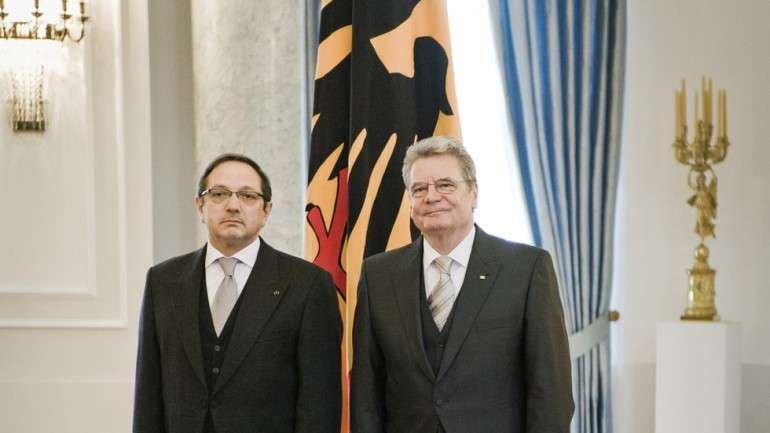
[305,1,461,430]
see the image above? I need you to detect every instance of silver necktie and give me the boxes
[429,256,456,331]
[212,257,238,336]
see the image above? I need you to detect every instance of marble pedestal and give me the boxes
[655,321,741,433]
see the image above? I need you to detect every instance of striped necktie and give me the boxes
[429,255,455,331]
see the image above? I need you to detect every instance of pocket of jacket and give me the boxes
[258,327,294,342]
[474,318,514,332]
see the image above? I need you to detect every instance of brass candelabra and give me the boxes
[0,0,89,43]
[672,77,730,321]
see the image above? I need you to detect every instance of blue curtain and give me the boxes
[495,1,626,432]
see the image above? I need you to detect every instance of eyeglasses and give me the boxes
[200,188,266,205]
[408,179,470,199]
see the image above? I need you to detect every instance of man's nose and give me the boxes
[224,193,242,210]
[424,184,442,202]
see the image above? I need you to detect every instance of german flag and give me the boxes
[305,1,460,430]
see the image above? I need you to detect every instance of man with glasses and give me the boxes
[351,137,573,433]
[134,154,341,433]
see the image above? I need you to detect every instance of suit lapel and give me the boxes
[391,238,435,382]
[172,246,207,388]
[436,229,501,381]
[213,240,287,396]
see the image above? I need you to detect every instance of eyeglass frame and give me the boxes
[407,178,473,199]
[199,187,268,205]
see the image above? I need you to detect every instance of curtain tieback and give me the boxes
[568,314,610,360]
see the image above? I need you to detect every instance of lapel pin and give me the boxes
[479,274,487,280]
[272,290,280,296]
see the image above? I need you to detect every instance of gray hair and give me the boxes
[402,136,477,188]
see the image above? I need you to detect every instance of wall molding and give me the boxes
[0,0,128,329]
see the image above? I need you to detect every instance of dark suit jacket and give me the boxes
[133,240,342,433]
[351,228,573,433]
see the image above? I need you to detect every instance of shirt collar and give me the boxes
[205,237,261,268]
[422,226,476,271]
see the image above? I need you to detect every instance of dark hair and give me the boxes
[197,153,272,206]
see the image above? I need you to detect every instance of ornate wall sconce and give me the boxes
[0,0,89,42]
[0,0,89,133]
[10,64,45,131]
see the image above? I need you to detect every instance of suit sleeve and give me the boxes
[524,251,575,433]
[294,269,342,433]
[350,262,386,433]
[133,269,166,433]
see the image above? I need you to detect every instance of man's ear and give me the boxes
[263,201,273,218]
[195,196,205,223]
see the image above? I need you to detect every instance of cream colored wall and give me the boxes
[150,0,198,263]
[0,0,153,432]
[0,0,308,431]
[612,0,770,432]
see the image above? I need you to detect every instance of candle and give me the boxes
[716,91,722,137]
[708,78,713,125]
[0,0,5,10]
[718,90,722,137]
[80,0,86,15]
[680,91,685,134]
[62,0,68,12]
[701,77,710,125]
[695,92,699,124]
[723,91,728,136]
[675,92,680,136]
[722,90,726,138]
[701,77,706,124]
[682,80,687,129]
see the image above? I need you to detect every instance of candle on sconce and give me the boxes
[717,90,725,138]
[695,92,700,124]
[62,0,68,12]
[708,79,713,125]
[723,91,728,136]
[701,78,706,124]
[682,80,687,129]
[716,90,722,138]
[80,0,86,15]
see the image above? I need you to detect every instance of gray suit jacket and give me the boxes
[351,228,573,433]
[133,240,342,433]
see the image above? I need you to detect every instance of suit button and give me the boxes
[214,345,222,352]
[435,399,445,407]
[212,367,220,374]
[438,343,445,348]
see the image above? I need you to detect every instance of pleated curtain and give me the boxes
[494,1,627,432]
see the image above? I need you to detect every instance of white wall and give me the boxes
[0,0,153,431]
[149,0,198,263]
[612,1,770,432]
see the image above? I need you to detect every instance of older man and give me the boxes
[351,136,573,433]
[134,154,341,433]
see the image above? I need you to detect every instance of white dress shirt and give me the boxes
[422,227,476,299]
[204,237,261,308]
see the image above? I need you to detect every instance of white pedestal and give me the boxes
[655,321,742,433]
